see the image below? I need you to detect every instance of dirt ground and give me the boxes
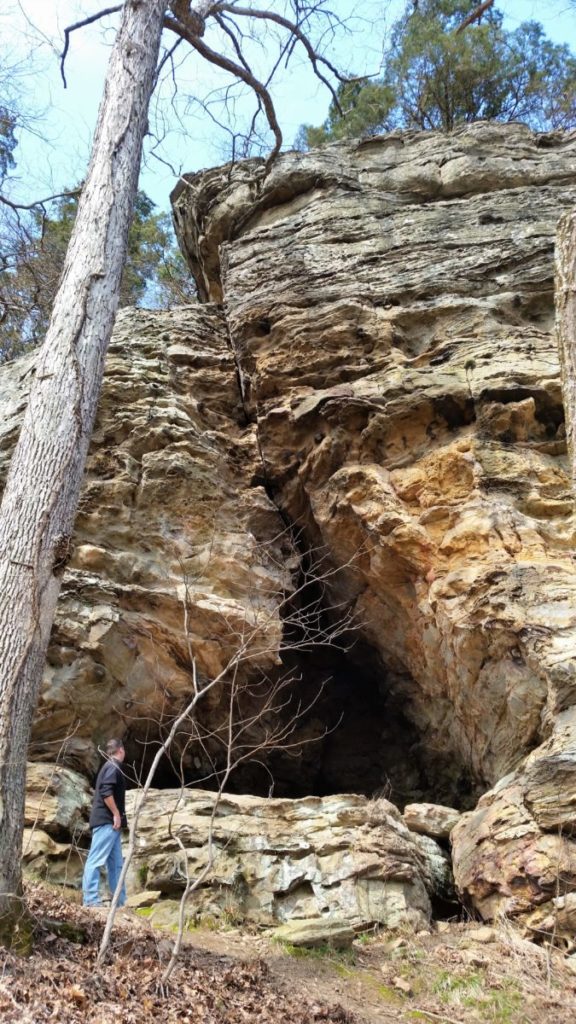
[2,884,576,1023]
[182,916,576,1024]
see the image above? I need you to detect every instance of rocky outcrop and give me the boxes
[451,706,576,923]
[25,762,91,838]
[403,803,461,841]
[22,767,452,933]
[22,763,91,888]
[4,123,576,927]
[0,308,292,777]
[126,788,451,931]
[172,122,576,921]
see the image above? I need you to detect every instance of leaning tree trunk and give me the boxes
[556,208,576,488]
[0,0,166,948]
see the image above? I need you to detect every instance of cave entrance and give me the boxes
[237,645,478,809]
[128,643,477,812]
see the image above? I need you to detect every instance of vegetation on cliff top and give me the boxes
[299,0,576,146]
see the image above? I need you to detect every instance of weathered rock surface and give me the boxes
[22,827,84,888]
[21,763,91,888]
[272,919,355,948]
[452,706,576,922]
[0,308,292,777]
[5,123,576,924]
[403,803,461,840]
[172,122,576,918]
[126,789,451,931]
[25,762,91,838]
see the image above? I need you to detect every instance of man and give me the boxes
[82,738,128,907]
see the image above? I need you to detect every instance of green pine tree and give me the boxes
[298,0,576,146]
[0,188,195,362]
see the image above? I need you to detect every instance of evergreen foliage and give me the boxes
[299,0,576,147]
[0,107,17,183]
[0,188,195,363]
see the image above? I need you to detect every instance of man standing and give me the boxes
[82,738,127,907]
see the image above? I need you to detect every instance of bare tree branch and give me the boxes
[216,2,344,112]
[153,37,185,92]
[164,13,284,161]
[0,189,80,213]
[214,12,253,75]
[60,6,123,87]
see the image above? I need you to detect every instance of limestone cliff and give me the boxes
[3,122,576,929]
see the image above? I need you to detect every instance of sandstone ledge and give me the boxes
[126,788,451,931]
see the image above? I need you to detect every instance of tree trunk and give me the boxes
[556,208,576,488]
[0,0,166,948]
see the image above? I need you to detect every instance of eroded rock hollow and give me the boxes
[4,122,576,931]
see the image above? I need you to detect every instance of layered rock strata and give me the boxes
[22,767,452,934]
[0,307,293,777]
[125,788,451,931]
[4,123,576,926]
[172,122,576,920]
[22,763,91,888]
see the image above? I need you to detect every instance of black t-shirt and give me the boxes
[89,759,127,830]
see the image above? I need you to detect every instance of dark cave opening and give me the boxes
[125,644,478,814]
[240,646,478,810]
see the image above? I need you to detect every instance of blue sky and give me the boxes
[3,0,576,214]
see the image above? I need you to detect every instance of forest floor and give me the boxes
[2,883,576,1023]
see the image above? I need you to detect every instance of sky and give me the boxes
[3,0,576,214]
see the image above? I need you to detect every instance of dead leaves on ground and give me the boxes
[0,884,354,1024]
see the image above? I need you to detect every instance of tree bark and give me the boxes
[556,208,576,488]
[0,0,166,947]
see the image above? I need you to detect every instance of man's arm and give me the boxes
[103,794,122,830]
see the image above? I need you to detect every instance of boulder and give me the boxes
[126,789,452,932]
[452,707,576,922]
[272,919,354,949]
[25,762,92,838]
[21,828,84,888]
[403,803,461,840]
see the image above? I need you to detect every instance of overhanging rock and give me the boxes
[173,123,576,922]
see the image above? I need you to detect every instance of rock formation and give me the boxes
[22,763,91,888]
[0,308,293,779]
[21,774,453,934]
[172,121,576,926]
[126,788,452,933]
[3,121,576,930]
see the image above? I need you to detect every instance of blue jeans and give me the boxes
[82,825,126,906]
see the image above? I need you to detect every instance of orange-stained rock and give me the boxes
[0,308,293,776]
[173,123,576,918]
[4,124,576,920]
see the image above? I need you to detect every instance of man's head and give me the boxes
[106,738,125,762]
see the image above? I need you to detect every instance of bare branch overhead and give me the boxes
[215,3,344,110]
[0,188,81,213]
[162,1,345,163]
[60,6,122,86]
[58,1,344,165]
[163,12,284,161]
